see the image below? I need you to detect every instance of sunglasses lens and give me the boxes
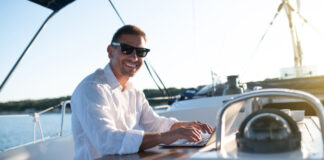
[118,43,149,57]
[135,49,148,57]
[120,44,134,55]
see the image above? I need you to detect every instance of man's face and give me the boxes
[108,34,146,80]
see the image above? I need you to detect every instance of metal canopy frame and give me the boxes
[0,0,75,94]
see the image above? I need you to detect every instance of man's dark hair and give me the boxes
[111,25,147,43]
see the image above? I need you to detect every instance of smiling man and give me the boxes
[70,25,213,160]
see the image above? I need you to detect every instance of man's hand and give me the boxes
[140,121,214,150]
[171,121,214,134]
[158,121,214,145]
[160,126,202,145]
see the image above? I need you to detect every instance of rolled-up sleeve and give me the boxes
[72,83,144,155]
[138,92,178,132]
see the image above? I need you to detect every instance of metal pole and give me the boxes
[60,100,69,136]
[33,113,38,143]
[283,0,303,77]
[38,120,45,140]
[0,11,57,93]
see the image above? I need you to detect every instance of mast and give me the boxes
[282,0,304,77]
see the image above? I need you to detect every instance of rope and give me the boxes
[240,3,284,80]
[144,61,166,97]
[108,0,125,25]
[107,0,170,98]
[147,61,170,98]
[296,13,324,39]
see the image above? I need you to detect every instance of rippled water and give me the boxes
[0,113,72,152]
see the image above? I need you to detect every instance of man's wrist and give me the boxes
[159,132,166,144]
[171,121,187,130]
[170,121,180,130]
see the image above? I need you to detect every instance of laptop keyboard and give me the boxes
[160,132,214,147]
[168,133,210,146]
[185,134,210,145]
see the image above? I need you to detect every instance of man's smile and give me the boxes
[124,61,138,69]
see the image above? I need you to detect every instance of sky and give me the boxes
[0,0,324,102]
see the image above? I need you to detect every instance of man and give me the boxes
[71,25,213,160]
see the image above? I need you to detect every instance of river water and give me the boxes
[0,113,72,152]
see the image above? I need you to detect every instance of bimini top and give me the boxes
[29,0,75,11]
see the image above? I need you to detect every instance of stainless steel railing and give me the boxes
[0,100,70,144]
[215,89,324,150]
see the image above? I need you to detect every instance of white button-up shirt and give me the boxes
[71,64,177,160]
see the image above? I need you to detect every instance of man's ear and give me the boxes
[107,45,113,59]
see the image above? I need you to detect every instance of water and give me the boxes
[0,109,165,152]
[0,113,72,152]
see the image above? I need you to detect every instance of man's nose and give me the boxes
[129,50,138,61]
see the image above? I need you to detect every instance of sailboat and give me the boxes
[161,0,324,117]
[1,0,324,159]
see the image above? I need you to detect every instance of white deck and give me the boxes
[0,135,74,160]
[190,117,324,160]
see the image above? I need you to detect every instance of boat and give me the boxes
[189,88,324,159]
[160,0,324,123]
[1,0,324,159]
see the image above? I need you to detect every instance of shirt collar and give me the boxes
[104,63,134,91]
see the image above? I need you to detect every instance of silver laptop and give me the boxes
[160,102,243,147]
[160,127,216,147]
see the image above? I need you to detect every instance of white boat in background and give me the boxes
[160,75,245,126]
[1,0,324,159]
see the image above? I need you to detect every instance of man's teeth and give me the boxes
[125,63,136,68]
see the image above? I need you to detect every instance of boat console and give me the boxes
[236,108,301,153]
[191,88,324,159]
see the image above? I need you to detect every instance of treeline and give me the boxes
[0,96,71,113]
[0,87,200,113]
[143,87,189,98]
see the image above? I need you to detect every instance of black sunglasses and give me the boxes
[111,42,150,58]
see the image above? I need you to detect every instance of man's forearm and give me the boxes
[139,132,163,151]
[139,130,181,150]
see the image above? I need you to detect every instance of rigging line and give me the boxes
[296,13,324,39]
[144,60,169,97]
[108,0,170,98]
[107,0,170,97]
[259,2,285,43]
[144,61,167,97]
[0,11,57,94]
[240,2,284,80]
[108,0,126,25]
[147,61,170,98]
